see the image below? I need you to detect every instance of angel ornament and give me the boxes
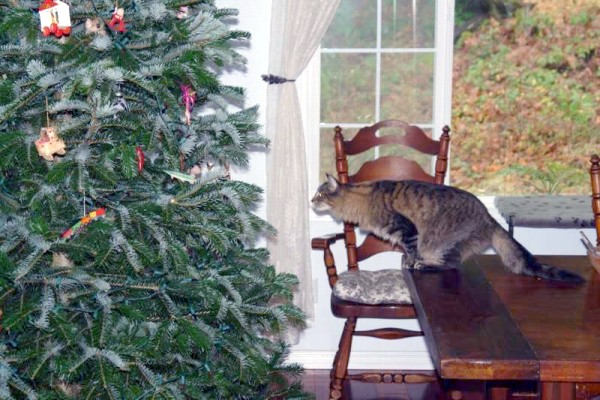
[177,6,189,19]
[85,17,106,35]
[35,127,66,160]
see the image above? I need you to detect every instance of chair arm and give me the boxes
[311,233,345,288]
[311,233,345,250]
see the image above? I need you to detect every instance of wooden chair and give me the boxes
[591,154,600,246]
[311,120,450,400]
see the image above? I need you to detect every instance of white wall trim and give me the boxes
[296,48,321,197]
[433,0,456,136]
[288,350,435,370]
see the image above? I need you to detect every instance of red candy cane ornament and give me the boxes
[136,146,144,173]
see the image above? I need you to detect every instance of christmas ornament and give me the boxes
[55,382,83,398]
[61,208,106,240]
[85,17,106,35]
[136,146,144,173]
[177,6,189,19]
[112,90,128,112]
[35,126,66,160]
[108,5,126,33]
[36,98,67,160]
[180,84,196,125]
[51,252,74,268]
[164,170,197,184]
[189,160,215,178]
[224,163,232,180]
[189,164,203,177]
[39,0,72,38]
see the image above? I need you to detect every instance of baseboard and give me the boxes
[287,350,434,370]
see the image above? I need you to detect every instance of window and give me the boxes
[301,0,455,191]
[303,0,599,199]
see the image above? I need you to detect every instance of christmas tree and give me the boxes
[0,1,307,398]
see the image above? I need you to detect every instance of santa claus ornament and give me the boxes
[39,0,72,38]
[108,4,126,33]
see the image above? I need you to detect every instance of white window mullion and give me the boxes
[375,0,382,123]
[297,46,321,197]
[412,0,418,47]
[433,0,456,139]
[321,48,435,54]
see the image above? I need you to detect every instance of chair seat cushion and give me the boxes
[333,269,411,305]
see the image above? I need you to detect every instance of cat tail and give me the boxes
[491,224,585,284]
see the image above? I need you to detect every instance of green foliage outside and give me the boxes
[454,0,522,38]
[0,1,308,399]
[500,162,588,195]
[452,3,600,195]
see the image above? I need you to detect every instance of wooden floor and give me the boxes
[300,370,446,400]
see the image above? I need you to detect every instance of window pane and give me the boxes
[319,127,337,182]
[321,53,376,124]
[322,0,377,48]
[319,127,374,182]
[377,127,433,173]
[380,53,434,123]
[319,126,434,182]
[382,0,436,48]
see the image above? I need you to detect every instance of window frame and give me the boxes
[300,0,456,220]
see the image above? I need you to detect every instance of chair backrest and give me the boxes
[333,120,451,271]
[591,154,600,246]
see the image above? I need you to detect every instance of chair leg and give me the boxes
[330,317,356,400]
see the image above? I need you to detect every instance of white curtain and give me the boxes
[265,0,340,324]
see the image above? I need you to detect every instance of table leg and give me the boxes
[574,383,600,399]
[444,380,486,400]
[488,386,510,400]
[541,382,575,400]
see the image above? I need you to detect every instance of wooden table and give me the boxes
[404,255,600,399]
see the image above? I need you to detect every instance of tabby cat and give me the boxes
[312,175,584,284]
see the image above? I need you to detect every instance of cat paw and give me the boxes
[402,259,415,269]
[414,261,457,271]
[413,262,442,271]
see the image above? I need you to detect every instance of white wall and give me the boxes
[218,0,271,221]
[217,0,596,370]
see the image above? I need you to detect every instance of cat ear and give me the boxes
[326,173,339,191]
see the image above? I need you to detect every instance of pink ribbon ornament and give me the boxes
[180,84,196,125]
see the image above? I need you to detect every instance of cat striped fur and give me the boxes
[311,175,584,284]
